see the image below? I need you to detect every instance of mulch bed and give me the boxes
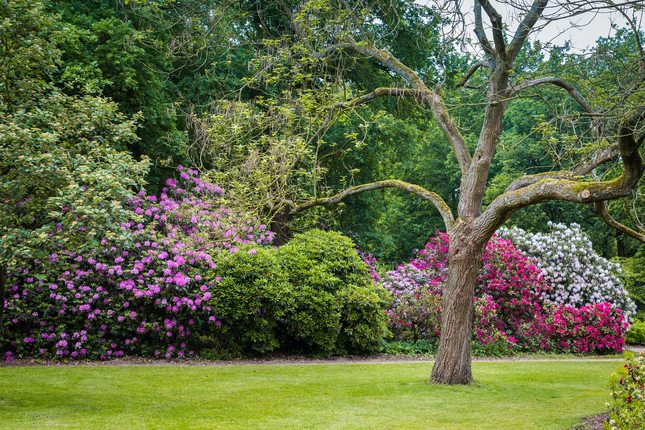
[571,413,608,430]
[0,353,625,367]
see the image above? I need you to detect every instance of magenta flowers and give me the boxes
[2,167,273,360]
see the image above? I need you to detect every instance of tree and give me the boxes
[272,0,644,384]
[0,0,149,335]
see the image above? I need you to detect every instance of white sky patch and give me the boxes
[417,0,643,53]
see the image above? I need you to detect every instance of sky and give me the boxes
[494,2,637,51]
[419,1,643,52]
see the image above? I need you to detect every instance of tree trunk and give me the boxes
[616,233,626,257]
[270,210,292,245]
[431,225,484,384]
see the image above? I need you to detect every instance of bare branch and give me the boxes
[510,77,598,116]
[478,0,507,60]
[594,201,645,243]
[289,179,455,229]
[331,87,426,110]
[507,0,550,62]
[457,62,487,87]
[474,1,495,57]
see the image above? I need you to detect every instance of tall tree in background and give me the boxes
[272,0,645,384]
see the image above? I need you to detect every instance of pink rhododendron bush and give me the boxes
[2,167,272,360]
[1,168,387,361]
[381,231,629,354]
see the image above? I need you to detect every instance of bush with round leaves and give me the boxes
[204,246,292,355]
[278,230,389,354]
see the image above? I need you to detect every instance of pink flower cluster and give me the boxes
[381,231,628,353]
[2,167,273,360]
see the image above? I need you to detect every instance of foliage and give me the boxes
[625,320,645,346]
[278,230,389,354]
[605,353,645,430]
[279,230,375,293]
[205,246,290,355]
[0,0,152,268]
[337,284,389,353]
[0,0,58,110]
[190,99,318,223]
[501,223,636,320]
[618,247,645,320]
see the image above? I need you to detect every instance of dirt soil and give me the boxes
[0,353,626,367]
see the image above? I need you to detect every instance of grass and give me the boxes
[0,360,620,429]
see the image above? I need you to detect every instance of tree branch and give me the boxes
[507,0,549,62]
[473,1,495,57]
[476,109,645,239]
[457,62,487,87]
[289,179,455,229]
[510,76,598,116]
[478,0,507,60]
[594,201,645,243]
[504,144,617,192]
[310,36,473,174]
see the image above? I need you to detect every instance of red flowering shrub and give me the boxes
[381,231,628,353]
[545,303,628,353]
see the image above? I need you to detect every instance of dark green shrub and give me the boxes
[280,286,341,355]
[279,229,373,292]
[278,230,389,354]
[206,246,291,355]
[337,284,389,353]
[625,320,645,345]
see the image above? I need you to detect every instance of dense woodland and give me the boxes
[1,0,644,385]
[3,1,642,255]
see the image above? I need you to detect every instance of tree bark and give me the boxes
[431,223,485,384]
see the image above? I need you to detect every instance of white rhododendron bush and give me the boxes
[501,222,636,320]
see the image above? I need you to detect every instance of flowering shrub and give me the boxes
[545,303,628,353]
[2,200,386,359]
[2,167,273,359]
[501,223,636,320]
[386,283,442,341]
[383,232,550,348]
[606,353,645,430]
[381,230,628,354]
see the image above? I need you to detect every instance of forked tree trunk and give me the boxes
[431,224,485,384]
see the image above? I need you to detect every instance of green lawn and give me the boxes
[0,360,620,429]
